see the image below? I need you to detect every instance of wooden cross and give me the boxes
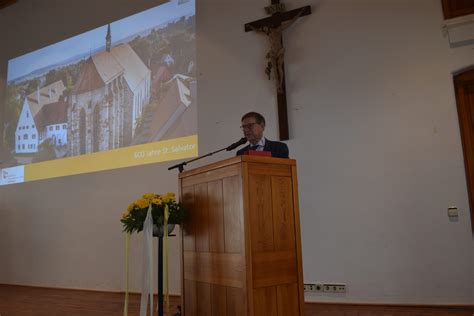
[245,0,311,141]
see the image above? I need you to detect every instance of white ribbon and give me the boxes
[140,204,154,316]
[123,233,131,316]
[164,205,169,313]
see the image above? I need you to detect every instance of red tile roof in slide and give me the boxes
[72,57,106,95]
[34,100,68,130]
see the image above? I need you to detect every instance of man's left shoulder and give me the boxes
[265,138,289,158]
[266,139,288,148]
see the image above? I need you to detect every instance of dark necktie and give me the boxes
[249,145,259,151]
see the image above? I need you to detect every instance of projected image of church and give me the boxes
[3,0,196,171]
[68,24,151,156]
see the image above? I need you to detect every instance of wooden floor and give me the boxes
[306,302,474,316]
[0,284,472,316]
[0,285,181,316]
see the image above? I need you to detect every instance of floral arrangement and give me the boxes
[120,192,186,234]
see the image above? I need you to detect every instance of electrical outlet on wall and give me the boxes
[305,282,346,293]
[335,284,346,293]
[304,283,324,292]
[322,283,346,293]
[314,284,323,292]
[448,206,459,217]
[323,284,332,292]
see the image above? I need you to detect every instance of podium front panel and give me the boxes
[180,161,246,316]
[245,161,301,316]
[179,156,304,315]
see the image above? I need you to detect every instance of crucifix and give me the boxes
[245,0,311,141]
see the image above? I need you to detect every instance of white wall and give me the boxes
[0,0,472,305]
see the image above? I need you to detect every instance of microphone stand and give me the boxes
[168,144,236,173]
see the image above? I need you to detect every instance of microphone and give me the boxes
[226,137,247,151]
[169,137,248,172]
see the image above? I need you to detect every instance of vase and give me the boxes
[153,224,175,237]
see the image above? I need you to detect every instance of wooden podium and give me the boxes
[178,155,304,315]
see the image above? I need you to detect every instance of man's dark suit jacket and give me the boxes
[236,138,289,158]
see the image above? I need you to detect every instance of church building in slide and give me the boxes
[68,24,151,155]
[14,25,151,158]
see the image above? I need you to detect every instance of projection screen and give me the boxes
[0,0,197,186]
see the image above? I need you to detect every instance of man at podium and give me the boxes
[236,112,289,158]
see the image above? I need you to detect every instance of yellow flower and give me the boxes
[135,198,149,209]
[152,197,162,205]
[121,192,184,233]
[142,193,155,200]
[121,203,135,219]
[162,192,175,203]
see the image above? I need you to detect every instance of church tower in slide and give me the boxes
[106,23,111,52]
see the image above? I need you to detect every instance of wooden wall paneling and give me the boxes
[253,286,278,315]
[249,173,275,252]
[0,0,17,11]
[292,164,306,311]
[226,287,246,316]
[180,157,302,315]
[246,160,303,314]
[223,175,242,253]
[252,251,298,288]
[183,252,243,287]
[271,176,295,251]
[442,0,474,19]
[184,279,197,316]
[211,284,227,316]
[248,162,292,177]
[241,161,254,316]
[181,163,240,187]
[277,283,300,315]
[194,183,210,252]
[181,185,195,252]
[196,282,211,315]
[208,179,225,252]
[179,157,243,179]
[454,69,474,231]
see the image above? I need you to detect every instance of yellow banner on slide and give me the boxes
[24,135,198,182]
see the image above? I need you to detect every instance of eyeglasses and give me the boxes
[240,122,259,130]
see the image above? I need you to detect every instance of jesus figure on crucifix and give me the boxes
[245,1,311,140]
[249,8,304,93]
